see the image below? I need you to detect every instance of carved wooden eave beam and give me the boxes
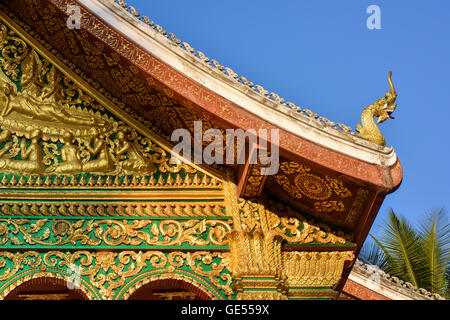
[236,144,270,198]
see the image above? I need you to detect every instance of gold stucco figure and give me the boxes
[0,51,103,127]
[0,129,12,158]
[48,132,82,174]
[115,130,156,175]
[356,71,397,146]
[81,130,115,174]
[0,129,44,173]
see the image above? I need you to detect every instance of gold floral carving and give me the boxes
[229,229,283,279]
[294,173,331,200]
[238,199,261,232]
[229,229,287,300]
[275,162,352,202]
[0,250,233,300]
[268,213,348,245]
[239,198,349,245]
[0,218,232,247]
[273,175,303,198]
[325,176,352,198]
[231,199,340,299]
[283,251,354,287]
[279,162,309,175]
[224,193,288,299]
[0,23,28,81]
[314,200,345,213]
[223,171,241,227]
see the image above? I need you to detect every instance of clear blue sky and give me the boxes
[126,0,450,234]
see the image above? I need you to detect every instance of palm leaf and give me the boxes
[369,233,396,272]
[376,209,426,288]
[417,208,449,296]
[364,208,449,297]
[358,236,388,269]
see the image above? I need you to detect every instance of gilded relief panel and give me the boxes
[269,161,370,229]
[0,19,223,190]
[0,250,233,300]
[0,218,232,248]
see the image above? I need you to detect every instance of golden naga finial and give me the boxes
[356,72,397,146]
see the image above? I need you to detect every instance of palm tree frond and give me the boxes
[418,208,450,296]
[376,209,426,288]
[366,207,449,298]
[369,233,397,274]
[358,236,388,269]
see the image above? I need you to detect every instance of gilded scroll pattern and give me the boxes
[0,250,233,300]
[0,23,28,81]
[238,199,350,245]
[314,200,345,213]
[0,218,232,247]
[270,214,348,245]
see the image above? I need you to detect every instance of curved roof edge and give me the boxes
[82,0,398,168]
[348,259,445,300]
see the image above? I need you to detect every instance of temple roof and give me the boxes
[84,0,398,167]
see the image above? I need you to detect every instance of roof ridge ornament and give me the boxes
[111,0,359,137]
[356,72,397,146]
